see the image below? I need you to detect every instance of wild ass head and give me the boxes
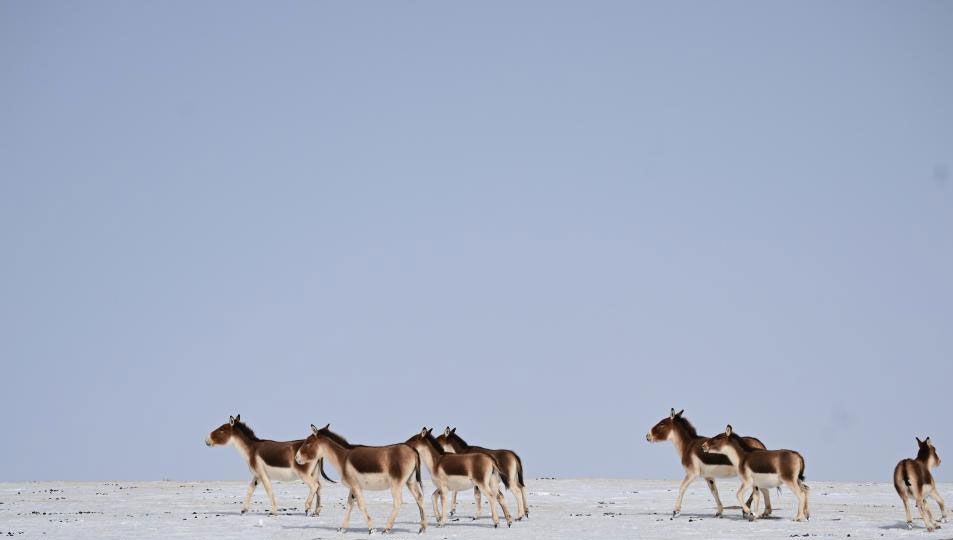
[206,414,251,446]
[405,427,442,455]
[646,408,690,442]
[916,437,941,468]
[295,423,330,465]
[700,425,740,455]
[435,427,464,453]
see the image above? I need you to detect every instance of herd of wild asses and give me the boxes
[205,416,527,533]
[646,409,948,531]
[206,409,948,534]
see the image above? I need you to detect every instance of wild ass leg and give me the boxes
[352,487,376,533]
[241,477,258,514]
[257,469,278,515]
[736,478,754,521]
[761,488,772,516]
[750,486,762,520]
[704,478,724,517]
[406,477,427,533]
[673,471,698,516]
[431,489,442,523]
[383,483,403,532]
[339,491,356,532]
[493,488,513,527]
[786,480,806,522]
[479,484,501,528]
[899,489,914,528]
[473,486,482,520]
[519,481,529,520]
[449,490,458,516]
[930,485,948,523]
[917,492,938,532]
[300,472,321,516]
[438,486,450,527]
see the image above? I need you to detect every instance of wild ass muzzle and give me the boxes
[646,408,773,517]
[893,436,947,531]
[205,414,330,516]
[435,426,530,520]
[406,428,513,529]
[702,424,810,522]
[295,424,427,534]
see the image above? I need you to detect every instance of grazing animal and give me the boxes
[646,408,772,517]
[295,424,427,534]
[894,437,947,531]
[406,428,513,529]
[435,426,529,520]
[702,425,810,522]
[205,414,329,516]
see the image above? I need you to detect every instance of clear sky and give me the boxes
[2,1,951,482]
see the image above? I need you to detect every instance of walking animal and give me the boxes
[702,424,810,522]
[646,408,773,517]
[435,426,529,520]
[294,424,427,534]
[894,437,947,531]
[204,415,329,516]
[406,428,513,529]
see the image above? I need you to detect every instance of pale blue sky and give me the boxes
[1,1,951,482]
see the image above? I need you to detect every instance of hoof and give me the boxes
[745,512,755,522]
[337,528,345,533]
[241,509,248,515]
[471,517,477,521]
[672,510,681,518]
[714,511,723,518]
[494,523,499,529]
[907,522,913,529]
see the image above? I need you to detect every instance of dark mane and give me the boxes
[318,426,354,449]
[672,415,699,439]
[424,431,446,455]
[232,420,259,441]
[448,431,470,449]
[729,432,758,451]
[917,443,931,461]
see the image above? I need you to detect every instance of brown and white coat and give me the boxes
[702,424,810,522]
[406,428,513,529]
[435,427,530,520]
[646,409,772,517]
[205,415,328,516]
[295,424,427,534]
[894,437,947,531]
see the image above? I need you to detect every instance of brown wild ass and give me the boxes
[295,424,427,534]
[205,415,329,516]
[702,424,810,521]
[893,437,947,531]
[646,408,772,517]
[406,428,513,529]
[435,426,529,520]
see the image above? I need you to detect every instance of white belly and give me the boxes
[751,473,782,489]
[446,476,475,492]
[699,464,736,479]
[262,463,300,482]
[353,473,391,491]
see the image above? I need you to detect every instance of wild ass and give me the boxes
[205,415,329,516]
[435,426,529,520]
[646,408,772,517]
[295,424,427,534]
[702,424,810,521]
[406,428,513,529]
[893,437,947,531]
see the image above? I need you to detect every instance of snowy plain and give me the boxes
[0,478,949,539]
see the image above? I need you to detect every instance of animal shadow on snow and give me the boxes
[877,521,942,531]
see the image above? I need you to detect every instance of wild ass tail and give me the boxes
[797,460,809,492]
[414,451,422,488]
[515,453,525,487]
[318,458,336,483]
[901,465,911,488]
[491,456,509,491]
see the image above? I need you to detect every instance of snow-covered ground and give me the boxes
[0,478,948,539]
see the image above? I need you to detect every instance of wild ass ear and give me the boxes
[725,424,733,436]
[917,436,924,445]
[675,409,684,418]
[450,427,456,435]
[670,408,676,419]
[322,423,330,430]
[311,424,320,435]
[420,427,428,437]
[427,427,434,435]
[926,437,932,445]
[444,427,451,437]
[229,415,238,426]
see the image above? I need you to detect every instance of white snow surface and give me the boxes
[0,478,949,539]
